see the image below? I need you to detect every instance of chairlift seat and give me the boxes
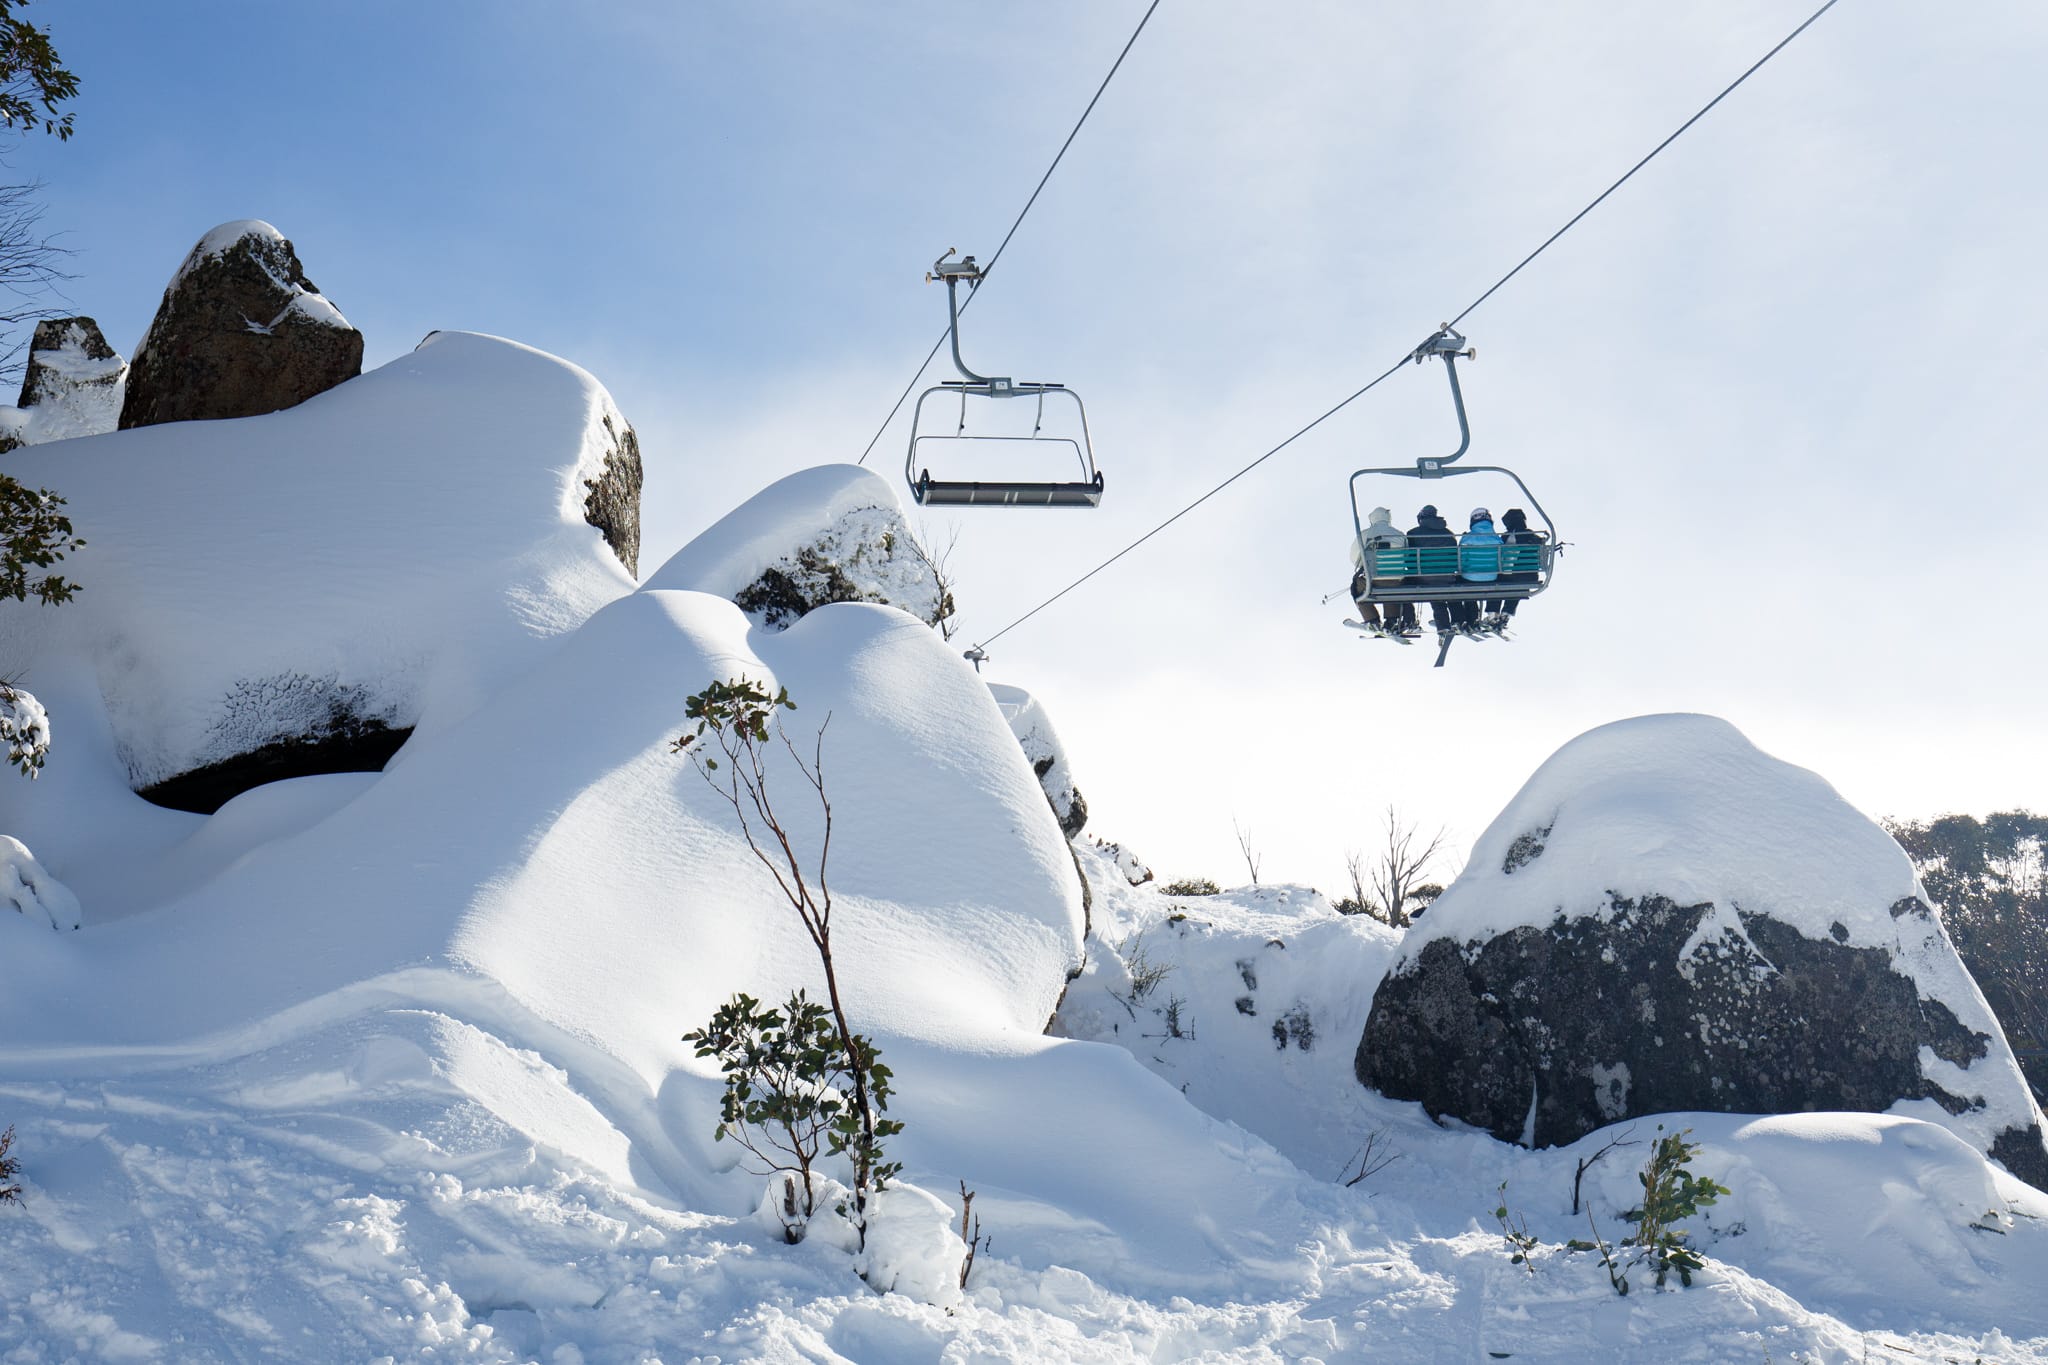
[1352,543,1555,603]
[913,474,1105,508]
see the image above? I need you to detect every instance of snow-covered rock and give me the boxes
[0,834,79,929]
[0,317,126,450]
[120,220,363,429]
[646,464,948,631]
[1358,713,2048,1188]
[0,330,637,815]
[990,682,1087,838]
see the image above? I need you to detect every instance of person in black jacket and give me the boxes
[1486,507,1545,624]
[1406,504,1458,634]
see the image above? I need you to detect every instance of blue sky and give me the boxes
[14,1,2047,891]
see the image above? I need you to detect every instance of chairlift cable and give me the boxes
[968,0,1845,653]
[1447,0,1844,329]
[854,0,1163,468]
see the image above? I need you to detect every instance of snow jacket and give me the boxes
[1351,510,1408,582]
[1405,514,1457,582]
[1459,519,1503,582]
[1501,527,1545,584]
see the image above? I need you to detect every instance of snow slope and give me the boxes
[1,345,2044,1360]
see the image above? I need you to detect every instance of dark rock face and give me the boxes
[18,317,123,409]
[1358,893,2048,1190]
[582,413,643,577]
[133,672,411,814]
[120,224,364,430]
[1034,753,1088,839]
[139,722,410,815]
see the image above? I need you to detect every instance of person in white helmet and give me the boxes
[1349,505,1416,637]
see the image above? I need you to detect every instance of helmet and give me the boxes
[1469,506,1492,524]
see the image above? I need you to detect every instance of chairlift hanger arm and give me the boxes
[929,249,1003,389]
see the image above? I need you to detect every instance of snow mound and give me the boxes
[1055,849,1404,1178]
[643,463,945,630]
[1418,714,1923,949]
[0,835,78,930]
[0,331,637,804]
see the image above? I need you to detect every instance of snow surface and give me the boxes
[0,348,2044,1360]
[1400,712,2043,1171]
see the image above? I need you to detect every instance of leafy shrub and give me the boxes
[1158,877,1219,897]
[1566,1125,1728,1294]
[685,989,901,1242]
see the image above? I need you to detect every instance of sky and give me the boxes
[9,0,2046,895]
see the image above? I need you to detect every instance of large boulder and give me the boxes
[643,464,949,632]
[1357,714,2048,1190]
[120,221,363,429]
[0,317,127,451]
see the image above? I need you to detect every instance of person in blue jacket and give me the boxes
[1455,508,1502,630]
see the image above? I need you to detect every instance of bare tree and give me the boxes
[675,678,901,1251]
[1338,846,1382,920]
[0,179,70,382]
[1233,816,1262,887]
[1366,805,1447,928]
[906,519,961,641]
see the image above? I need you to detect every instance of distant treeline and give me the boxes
[1887,811,2048,1103]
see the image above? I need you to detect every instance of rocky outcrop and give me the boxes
[1356,714,2048,1190]
[583,412,643,577]
[0,317,126,451]
[120,221,363,429]
[989,684,1088,839]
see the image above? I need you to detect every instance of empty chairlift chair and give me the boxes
[904,251,1104,508]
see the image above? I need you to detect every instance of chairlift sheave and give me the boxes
[905,249,1104,509]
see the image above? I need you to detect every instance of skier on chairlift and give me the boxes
[1407,504,1458,636]
[1456,508,1503,635]
[1486,507,1543,628]
[1350,506,1418,638]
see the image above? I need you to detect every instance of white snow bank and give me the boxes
[0,835,78,929]
[0,331,636,803]
[642,462,942,627]
[1056,848,1405,1178]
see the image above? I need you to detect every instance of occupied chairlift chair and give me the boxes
[905,250,1104,508]
[1348,326,1561,667]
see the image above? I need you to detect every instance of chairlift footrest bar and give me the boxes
[914,478,1104,508]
